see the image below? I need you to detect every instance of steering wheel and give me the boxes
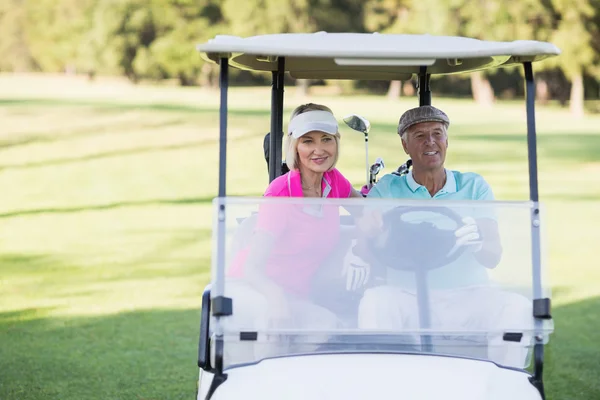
[316,206,470,351]
[368,205,467,272]
[310,206,467,325]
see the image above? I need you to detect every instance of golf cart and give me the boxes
[194,33,559,400]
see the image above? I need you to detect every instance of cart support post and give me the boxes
[269,57,286,182]
[524,61,547,400]
[418,67,431,106]
[416,64,433,350]
[416,271,433,352]
[416,66,433,350]
[218,59,228,200]
[206,57,231,400]
[525,62,539,204]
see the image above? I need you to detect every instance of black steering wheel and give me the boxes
[368,205,467,272]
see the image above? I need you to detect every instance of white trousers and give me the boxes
[212,280,339,367]
[357,285,534,368]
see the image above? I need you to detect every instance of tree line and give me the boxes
[1,0,598,114]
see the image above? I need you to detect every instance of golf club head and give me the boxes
[370,157,385,176]
[343,114,371,135]
[394,159,412,176]
[343,114,371,186]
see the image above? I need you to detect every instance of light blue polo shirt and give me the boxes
[368,169,494,201]
[367,169,495,290]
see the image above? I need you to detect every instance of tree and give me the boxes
[222,0,365,94]
[0,0,34,72]
[84,0,224,85]
[450,0,599,114]
[24,0,97,73]
[547,0,599,116]
[135,0,224,86]
[364,0,412,99]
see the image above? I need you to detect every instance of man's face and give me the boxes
[401,121,448,171]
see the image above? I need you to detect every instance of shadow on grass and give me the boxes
[0,98,270,118]
[545,296,600,399]
[455,133,600,165]
[130,228,212,270]
[0,307,60,324]
[359,122,600,164]
[0,293,597,400]
[0,234,212,307]
[0,119,187,151]
[0,307,203,400]
[0,253,64,276]
[0,133,263,172]
[0,196,215,219]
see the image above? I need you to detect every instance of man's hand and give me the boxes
[447,217,483,257]
[342,241,371,291]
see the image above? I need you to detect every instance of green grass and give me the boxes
[0,73,599,399]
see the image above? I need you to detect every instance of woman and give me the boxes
[221,104,362,365]
[267,103,362,199]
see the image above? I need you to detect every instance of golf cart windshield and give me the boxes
[210,197,553,370]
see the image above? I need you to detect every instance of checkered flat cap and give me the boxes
[397,105,450,136]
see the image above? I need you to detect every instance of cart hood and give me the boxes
[202,353,542,400]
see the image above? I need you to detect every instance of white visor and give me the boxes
[288,110,338,139]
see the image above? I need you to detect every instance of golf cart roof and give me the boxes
[197,33,560,80]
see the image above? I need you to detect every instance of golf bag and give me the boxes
[263,132,290,176]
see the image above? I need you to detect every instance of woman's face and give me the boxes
[296,131,337,174]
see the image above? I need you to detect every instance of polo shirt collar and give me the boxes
[406,168,457,194]
[288,169,332,197]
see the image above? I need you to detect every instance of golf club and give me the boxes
[369,157,385,186]
[394,159,413,177]
[343,114,371,187]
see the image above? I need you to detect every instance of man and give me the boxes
[354,105,534,368]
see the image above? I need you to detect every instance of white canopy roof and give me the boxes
[197,33,560,80]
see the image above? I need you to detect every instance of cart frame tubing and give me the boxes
[416,66,433,352]
[418,66,432,106]
[524,61,546,399]
[269,57,286,182]
[204,57,231,400]
[214,56,229,368]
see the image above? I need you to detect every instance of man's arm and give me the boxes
[474,217,502,269]
[473,176,502,269]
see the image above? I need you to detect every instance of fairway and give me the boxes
[1,74,599,399]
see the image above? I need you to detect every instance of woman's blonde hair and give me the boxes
[285,103,341,171]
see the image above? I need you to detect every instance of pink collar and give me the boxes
[287,170,331,197]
